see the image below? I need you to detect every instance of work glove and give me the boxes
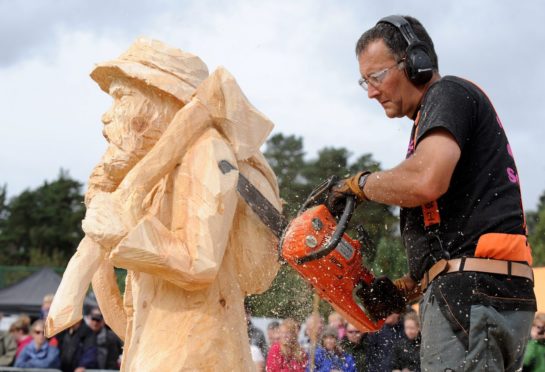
[356,276,406,322]
[393,275,422,304]
[326,171,370,217]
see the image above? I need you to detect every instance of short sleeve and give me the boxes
[416,78,477,151]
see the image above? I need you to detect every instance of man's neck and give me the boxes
[410,73,442,120]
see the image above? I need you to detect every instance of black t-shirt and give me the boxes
[399,76,536,345]
[401,76,528,279]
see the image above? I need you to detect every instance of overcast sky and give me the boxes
[1,0,544,211]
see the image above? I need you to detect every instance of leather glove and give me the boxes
[356,276,406,322]
[393,275,422,304]
[326,171,370,216]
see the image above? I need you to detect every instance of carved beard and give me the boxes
[85,114,171,205]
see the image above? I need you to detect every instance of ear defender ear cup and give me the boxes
[404,42,433,85]
[377,15,434,86]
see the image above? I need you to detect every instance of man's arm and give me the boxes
[0,334,17,366]
[364,129,460,208]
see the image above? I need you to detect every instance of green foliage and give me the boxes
[528,191,545,266]
[370,236,408,278]
[0,169,85,266]
[247,263,313,321]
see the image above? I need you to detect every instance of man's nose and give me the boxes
[367,83,380,99]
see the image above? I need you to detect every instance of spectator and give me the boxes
[57,319,98,372]
[9,316,32,358]
[310,326,356,372]
[87,307,123,370]
[364,312,404,372]
[340,323,366,371]
[392,311,421,372]
[267,321,281,347]
[246,302,268,359]
[251,343,265,372]
[266,318,307,371]
[14,319,60,368]
[523,312,545,371]
[41,293,55,320]
[0,313,17,366]
[301,313,324,352]
[328,311,347,339]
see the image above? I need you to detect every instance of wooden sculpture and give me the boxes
[46,38,281,371]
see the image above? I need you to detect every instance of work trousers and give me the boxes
[419,283,534,372]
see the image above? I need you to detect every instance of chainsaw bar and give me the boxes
[218,160,287,238]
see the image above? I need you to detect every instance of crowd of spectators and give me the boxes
[3,294,542,371]
[248,309,423,372]
[0,294,123,371]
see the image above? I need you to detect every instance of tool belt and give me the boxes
[421,257,534,291]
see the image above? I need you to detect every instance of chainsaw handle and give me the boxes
[296,196,356,264]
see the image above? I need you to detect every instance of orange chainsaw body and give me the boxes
[281,205,383,332]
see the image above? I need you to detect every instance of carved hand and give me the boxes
[82,192,129,249]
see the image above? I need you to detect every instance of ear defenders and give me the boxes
[377,15,433,86]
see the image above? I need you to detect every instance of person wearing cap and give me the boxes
[81,38,282,370]
[310,326,356,372]
[87,307,122,370]
[327,15,536,371]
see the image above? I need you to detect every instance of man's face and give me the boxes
[358,39,419,119]
[345,324,363,343]
[404,319,420,340]
[322,335,337,351]
[32,324,46,347]
[88,310,105,333]
[267,327,281,345]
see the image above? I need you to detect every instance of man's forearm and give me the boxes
[363,166,434,208]
[362,130,460,208]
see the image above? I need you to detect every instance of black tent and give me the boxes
[0,267,96,316]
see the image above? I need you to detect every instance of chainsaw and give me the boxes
[219,160,391,332]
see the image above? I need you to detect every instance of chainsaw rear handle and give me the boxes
[295,196,356,264]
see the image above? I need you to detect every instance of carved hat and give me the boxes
[90,38,209,104]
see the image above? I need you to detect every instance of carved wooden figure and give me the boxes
[46,38,281,371]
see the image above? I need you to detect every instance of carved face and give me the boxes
[99,77,180,183]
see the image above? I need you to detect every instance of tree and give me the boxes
[0,170,85,265]
[263,133,309,217]
[528,190,545,266]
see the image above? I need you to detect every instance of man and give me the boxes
[57,319,97,372]
[266,320,281,346]
[87,307,122,370]
[329,15,536,370]
[0,313,16,366]
[363,313,403,372]
[339,323,366,372]
[82,39,281,370]
[245,303,268,359]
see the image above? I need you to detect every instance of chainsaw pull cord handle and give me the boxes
[295,196,356,264]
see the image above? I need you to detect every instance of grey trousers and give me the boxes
[419,284,534,372]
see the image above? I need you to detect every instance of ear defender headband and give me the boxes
[377,15,433,86]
